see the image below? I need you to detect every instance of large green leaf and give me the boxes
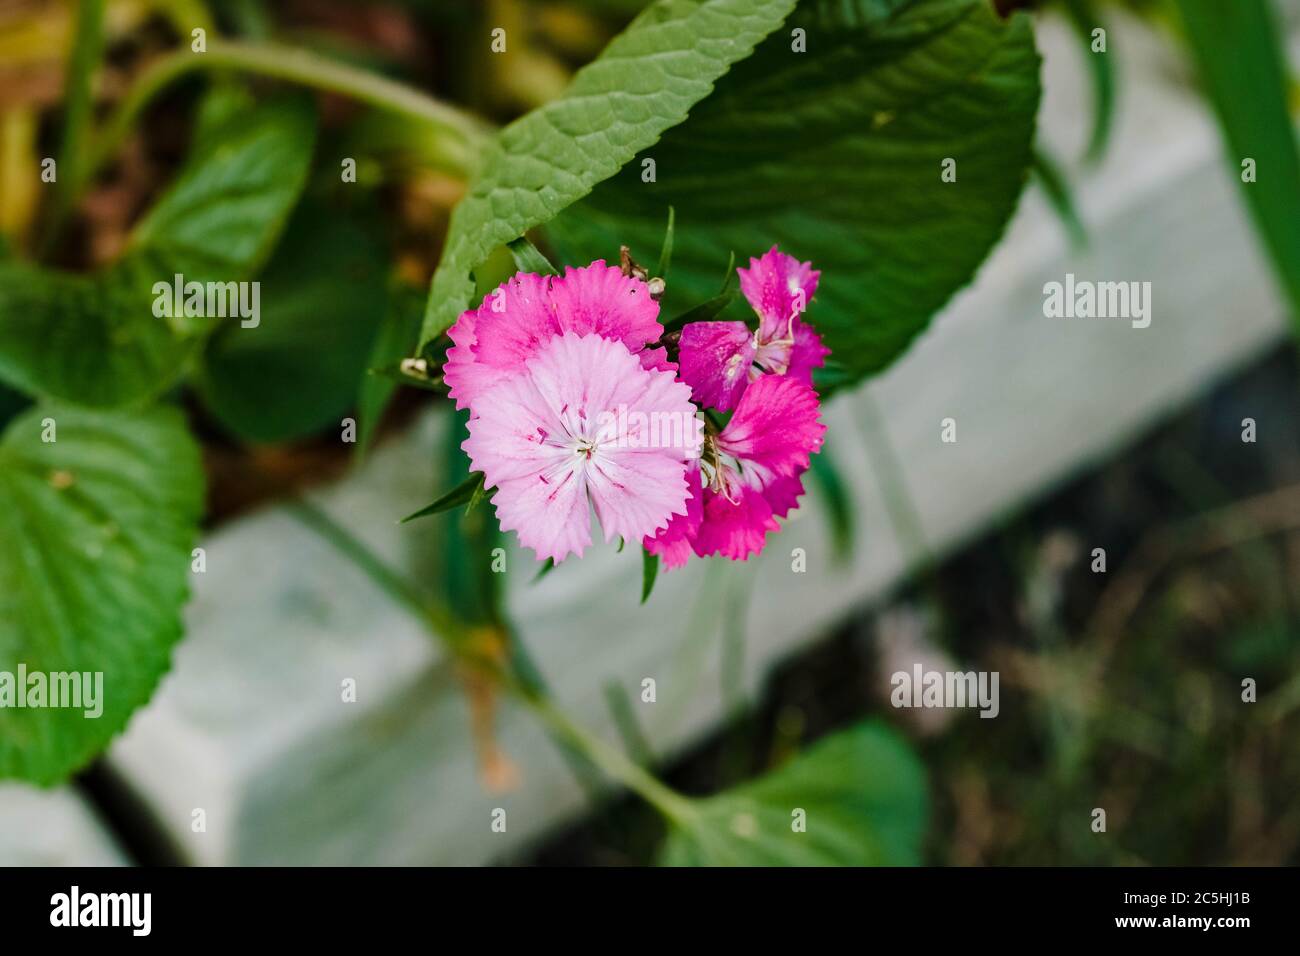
[659,720,927,866]
[418,0,798,348]
[1175,0,1300,333]
[549,0,1041,384]
[0,259,195,409]
[0,403,204,784]
[0,94,316,407]
[196,200,387,443]
[131,93,316,281]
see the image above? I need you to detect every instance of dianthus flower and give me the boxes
[444,262,671,411]
[450,246,828,568]
[463,332,700,563]
[645,374,824,564]
[676,246,829,412]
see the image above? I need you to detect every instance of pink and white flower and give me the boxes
[447,246,829,570]
[464,332,700,564]
[444,262,669,411]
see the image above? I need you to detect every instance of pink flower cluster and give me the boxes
[446,247,827,566]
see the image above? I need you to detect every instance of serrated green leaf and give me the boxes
[0,94,317,408]
[0,403,204,784]
[131,93,316,281]
[659,720,927,866]
[549,0,1041,386]
[0,259,197,408]
[195,200,387,443]
[189,83,258,155]
[418,0,798,349]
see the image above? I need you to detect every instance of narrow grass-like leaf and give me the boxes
[1032,145,1087,249]
[656,206,675,278]
[719,250,736,293]
[808,447,854,562]
[641,548,660,604]
[531,557,557,584]
[507,236,561,276]
[400,472,484,523]
[42,0,105,248]
[604,680,657,766]
[1175,0,1300,331]
[1063,0,1114,164]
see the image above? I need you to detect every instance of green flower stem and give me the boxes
[856,390,952,638]
[602,679,657,767]
[289,498,698,828]
[856,389,932,573]
[84,40,492,196]
[516,686,698,828]
[286,499,434,612]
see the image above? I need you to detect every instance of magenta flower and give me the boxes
[442,246,829,572]
[645,375,825,564]
[463,332,700,564]
[444,262,670,411]
[642,460,703,570]
[677,246,829,412]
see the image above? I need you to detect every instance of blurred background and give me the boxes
[0,0,1297,866]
